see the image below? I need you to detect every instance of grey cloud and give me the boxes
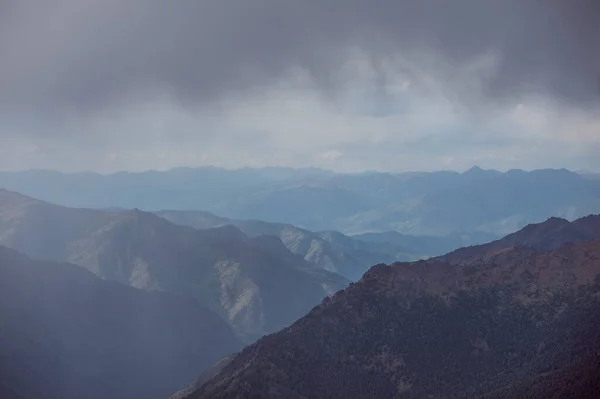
[1,0,599,114]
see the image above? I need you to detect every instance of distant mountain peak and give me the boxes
[462,166,501,177]
[465,165,484,173]
[545,216,569,223]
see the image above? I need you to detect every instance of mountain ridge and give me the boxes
[0,189,348,341]
[182,216,600,399]
[2,167,599,236]
[155,209,456,281]
[439,214,600,264]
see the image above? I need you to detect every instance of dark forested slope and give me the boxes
[184,234,600,398]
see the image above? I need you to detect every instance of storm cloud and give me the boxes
[1,0,599,172]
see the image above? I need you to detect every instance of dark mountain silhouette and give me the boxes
[0,189,348,341]
[1,167,599,236]
[0,247,241,399]
[182,222,600,398]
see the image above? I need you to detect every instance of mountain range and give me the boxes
[0,246,241,399]
[2,170,600,398]
[181,215,600,398]
[0,189,348,341]
[1,167,599,237]
[155,210,486,281]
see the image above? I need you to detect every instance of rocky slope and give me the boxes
[182,226,600,398]
[0,247,241,399]
[0,189,348,341]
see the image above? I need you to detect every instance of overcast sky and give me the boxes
[1,0,599,173]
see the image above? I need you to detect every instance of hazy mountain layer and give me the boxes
[0,247,241,399]
[183,217,600,399]
[354,229,498,256]
[1,167,599,236]
[0,189,348,341]
[156,210,447,281]
[157,210,497,281]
